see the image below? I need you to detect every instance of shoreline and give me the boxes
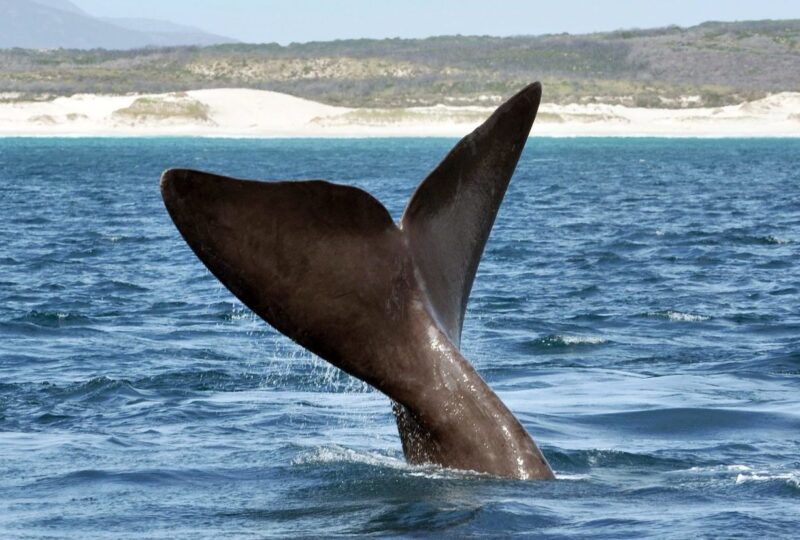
[5,132,787,138]
[1,88,798,138]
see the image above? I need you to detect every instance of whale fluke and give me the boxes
[161,172,416,394]
[402,83,541,346]
[161,82,555,480]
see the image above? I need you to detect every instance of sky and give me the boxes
[72,0,800,44]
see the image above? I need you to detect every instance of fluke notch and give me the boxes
[161,82,554,480]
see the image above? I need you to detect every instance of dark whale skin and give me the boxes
[161,83,555,480]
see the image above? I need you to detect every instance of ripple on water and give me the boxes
[1,137,799,538]
[641,310,711,322]
[515,334,609,354]
[11,310,94,328]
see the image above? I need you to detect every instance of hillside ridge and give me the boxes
[1,19,798,108]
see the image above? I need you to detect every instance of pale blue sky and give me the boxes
[72,0,800,44]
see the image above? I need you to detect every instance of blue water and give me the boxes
[1,137,798,538]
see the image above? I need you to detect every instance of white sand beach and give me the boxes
[1,88,798,137]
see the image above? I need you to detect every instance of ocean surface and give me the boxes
[0,137,798,539]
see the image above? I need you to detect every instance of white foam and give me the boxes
[293,445,455,478]
[659,311,710,322]
[293,445,502,480]
[555,473,591,481]
[688,464,752,473]
[228,309,252,321]
[688,464,800,488]
[735,471,800,486]
[764,235,790,245]
[560,335,608,345]
[293,445,407,470]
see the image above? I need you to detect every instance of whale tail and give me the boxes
[161,171,414,393]
[401,82,541,346]
[161,82,554,479]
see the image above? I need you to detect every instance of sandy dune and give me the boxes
[1,88,798,137]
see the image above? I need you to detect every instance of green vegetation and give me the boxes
[112,94,211,122]
[1,19,798,108]
[27,114,56,124]
[313,107,491,126]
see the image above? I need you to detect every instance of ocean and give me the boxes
[1,137,798,538]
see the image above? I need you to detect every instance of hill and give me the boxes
[1,19,798,108]
[0,0,236,49]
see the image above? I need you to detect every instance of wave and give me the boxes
[572,407,800,435]
[95,279,150,293]
[685,464,800,491]
[105,234,152,245]
[666,229,792,246]
[518,334,608,354]
[53,376,145,404]
[32,467,233,489]
[768,286,799,296]
[293,445,467,480]
[735,470,800,490]
[643,310,710,322]
[0,368,373,433]
[294,445,404,469]
[545,447,692,472]
[565,284,601,298]
[11,309,93,327]
[722,312,780,324]
[553,473,591,481]
[731,233,791,246]
[7,370,266,403]
[135,369,263,393]
[559,335,607,345]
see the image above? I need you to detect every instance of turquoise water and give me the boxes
[1,137,798,538]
